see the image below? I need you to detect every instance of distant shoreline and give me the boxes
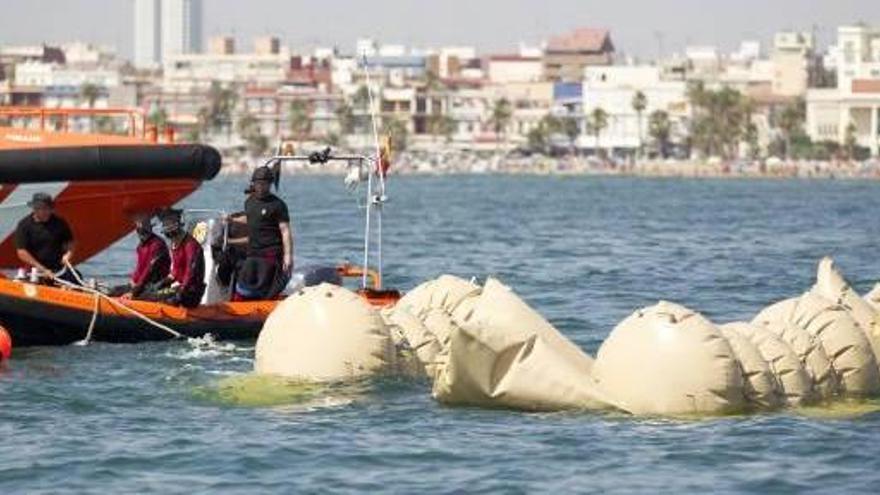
[218,156,880,181]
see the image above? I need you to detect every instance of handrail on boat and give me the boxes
[0,107,171,142]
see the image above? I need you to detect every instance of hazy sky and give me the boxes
[0,0,876,59]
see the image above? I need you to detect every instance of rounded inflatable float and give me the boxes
[254,283,395,381]
[592,301,746,416]
[0,325,11,361]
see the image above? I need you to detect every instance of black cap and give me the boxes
[27,192,54,208]
[251,166,274,182]
[157,208,183,226]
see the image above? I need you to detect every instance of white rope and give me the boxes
[72,292,100,346]
[58,261,183,340]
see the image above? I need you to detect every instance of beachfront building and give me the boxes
[770,31,816,97]
[543,28,614,82]
[806,24,880,157]
[486,55,543,84]
[487,81,555,145]
[581,65,688,155]
[162,44,290,92]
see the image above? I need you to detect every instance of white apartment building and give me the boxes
[807,24,880,157]
[582,65,688,151]
[134,0,202,68]
[134,0,161,68]
[14,61,120,88]
[163,0,202,60]
[487,56,543,84]
[770,31,814,97]
[163,50,290,91]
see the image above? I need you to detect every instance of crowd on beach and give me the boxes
[220,150,880,180]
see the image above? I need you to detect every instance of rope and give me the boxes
[58,261,183,340]
[73,292,100,346]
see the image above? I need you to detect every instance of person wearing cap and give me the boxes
[141,208,205,307]
[109,212,171,299]
[228,166,293,300]
[15,192,79,284]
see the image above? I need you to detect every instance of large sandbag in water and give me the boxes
[865,284,880,311]
[814,257,880,368]
[255,284,395,381]
[433,324,612,411]
[752,297,798,330]
[452,278,595,375]
[381,306,444,378]
[726,322,816,406]
[757,318,839,400]
[432,278,609,411]
[591,301,746,416]
[396,275,480,318]
[718,324,785,410]
[791,291,880,397]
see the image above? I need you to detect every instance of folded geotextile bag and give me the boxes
[718,323,785,410]
[432,278,610,411]
[723,322,816,406]
[813,257,880,371]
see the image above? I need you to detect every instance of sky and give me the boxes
[0,0,876,59]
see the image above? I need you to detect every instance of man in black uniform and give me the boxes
[230,166,293,300]
[15,192,80,284]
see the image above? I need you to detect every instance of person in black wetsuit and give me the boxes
[14,192,81,285]
[228,166,293,300]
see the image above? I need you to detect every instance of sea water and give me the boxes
[2,175,880,493]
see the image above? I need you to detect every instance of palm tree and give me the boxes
[289,100,311,139]
[206,81,237,137]
[844,122,858,161]
[631,90,647,158]
[237,112,269,156]
[586,107,609,158]
[527,114,562,154]
[561,116,580,154]
[335,100,355,136]
[776,98,805,160]
[648,110,672,158]
[351,85,372,134]
[428,114,456,143]
[488,98,513,149]
[80,83,101,108]
[381,115,408,151]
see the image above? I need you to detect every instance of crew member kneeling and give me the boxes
[110,213,171,298]
[142,209,205,307]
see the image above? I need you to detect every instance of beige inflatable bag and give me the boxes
[396,275,480,318]
[432,278,609,411]
[813,257,880,370]
[790,291,880,396]
[865,284,880,311]
[592,301,746,416]
[718,324,784,410]
[724,322,816,407]
[452,278,595,375]
[255,284,395,381]
[381,306,444,378]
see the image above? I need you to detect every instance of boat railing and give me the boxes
[0,107,175,143]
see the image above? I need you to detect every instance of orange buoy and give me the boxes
[0,325,11,361]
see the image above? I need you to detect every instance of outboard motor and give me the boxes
[287,265,343,292]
